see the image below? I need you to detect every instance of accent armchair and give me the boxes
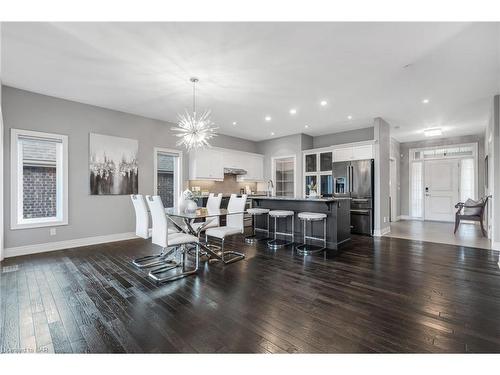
[454,196,491,237]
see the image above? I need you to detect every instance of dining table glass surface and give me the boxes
[164,207,245,219]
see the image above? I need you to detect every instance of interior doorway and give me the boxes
[409,143,478,221]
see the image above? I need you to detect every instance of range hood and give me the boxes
[224,167,247,175]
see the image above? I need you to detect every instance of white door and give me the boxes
[424,159,459,222]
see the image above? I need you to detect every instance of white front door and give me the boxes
[424,159,459,222]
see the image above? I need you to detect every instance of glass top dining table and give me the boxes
[164,207,245,220]
[164,207,247,263]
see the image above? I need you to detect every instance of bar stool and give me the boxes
[267,210,295,249]
[295,212,327,255]
[245,208,270,244]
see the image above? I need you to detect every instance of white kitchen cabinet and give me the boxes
[237,153,264,181]
[332,147,354,162]
[333,144,373,162]
[189,147,264,181]
[222,149,245,169]
[353,144,373,160]
[189,148,224,180]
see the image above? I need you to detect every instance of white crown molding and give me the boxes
[373,226,391,237]
[4,232,137,258]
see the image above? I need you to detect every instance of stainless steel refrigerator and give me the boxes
[332,159,374,235]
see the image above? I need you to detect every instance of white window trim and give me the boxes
[10,129,69,230]
[271,155,296,197]
[153,147,183,208]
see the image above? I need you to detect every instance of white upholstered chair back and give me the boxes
[226,194,247,232]
[131,194,150,239]
[146,195,169,248]
[206,193,223,225]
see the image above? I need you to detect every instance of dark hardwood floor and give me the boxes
[1,234,500,353]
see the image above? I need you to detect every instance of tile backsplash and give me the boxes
[189,174,258,195]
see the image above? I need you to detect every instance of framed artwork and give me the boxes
[89,133,138,195]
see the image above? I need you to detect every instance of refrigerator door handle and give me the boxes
[350,165,354,193]
[346,165,350,194]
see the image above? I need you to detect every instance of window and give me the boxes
[460,158,475,202]
[413,145,475,160]
[11,129,68,229]
[410,161,423,218]
[154,148,182,208]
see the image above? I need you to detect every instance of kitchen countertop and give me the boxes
[195,194,268,199]
[249,196,351,202]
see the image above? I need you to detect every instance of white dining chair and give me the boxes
[131,194,180,269]
[205,194,247,264]
[131,194,151,239]
[146,195,200,283]
[191,193,223,232]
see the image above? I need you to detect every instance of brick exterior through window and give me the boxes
[157,153,176,207]
[21,138,58,219]
[157,172,174,207]
[23,166,57,218]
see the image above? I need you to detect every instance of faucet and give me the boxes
[267,179,274,197]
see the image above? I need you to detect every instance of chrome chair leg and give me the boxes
[132,246,177,269]
[267,214,294,249]
[296,217,327,255]
[245,213,270,244]
[148,244,200,283]
[207,236,245,264]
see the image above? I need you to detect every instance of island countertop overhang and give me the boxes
[249,196,351,202]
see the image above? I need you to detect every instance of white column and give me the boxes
[373,117,391,236]
[0,21,4,262]
[491,95,500,250]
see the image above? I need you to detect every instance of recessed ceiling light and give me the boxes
[320,100,328,106]
[289,108,297,115]
[270,132,275,136]
[265,116,272,122]
[424,128,442,137]
[347,115,352,120]
[305,125,309,129]
[232,121,237,125]
[422,99,430,104]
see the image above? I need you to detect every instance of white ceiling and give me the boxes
[2,22,499,142]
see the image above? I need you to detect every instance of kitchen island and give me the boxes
[250,196,351,250]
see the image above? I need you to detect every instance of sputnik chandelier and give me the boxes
[171,77,218,150]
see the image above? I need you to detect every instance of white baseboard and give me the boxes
[399,215,425,221]
[373,226,391,237]
[4,232,137,258]
[491,241,500,252]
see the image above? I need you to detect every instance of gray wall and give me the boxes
[399,133,486,217]
[256,133,312,196]
[312,126,373,149]
[491,95,500,245]
[2,86,258,248]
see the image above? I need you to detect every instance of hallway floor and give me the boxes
[386,220,491,249]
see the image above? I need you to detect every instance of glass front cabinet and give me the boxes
[303,151,333,197]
